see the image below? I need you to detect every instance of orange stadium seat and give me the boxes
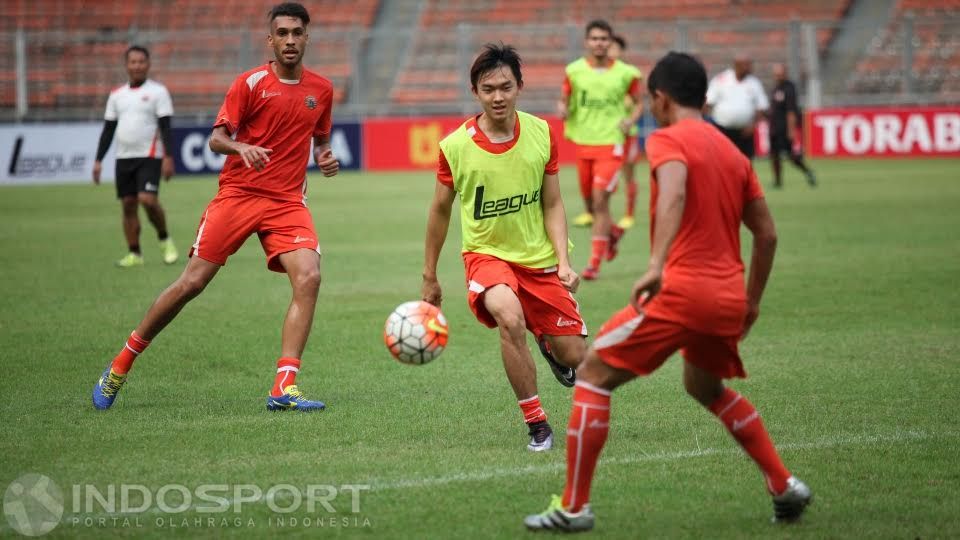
[4,0,379,116]
[391,0,853,109]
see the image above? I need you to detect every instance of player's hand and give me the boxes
[742,124,756,137]
[422,276,443,308]
[237,143,272,171]
[557,264,580,293]
[619,119,633,134]
[557,101,568,120]
[92,161,102,185]
[316,148,339,177]
[741,301,760,341]
[161,156,175,181]
[629,267,663,311]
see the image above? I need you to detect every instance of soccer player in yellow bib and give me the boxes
[558,20,643,280]
[422,44,587,452]
[609,34,644,230]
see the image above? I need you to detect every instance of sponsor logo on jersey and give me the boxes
[472,185,541,220]
[305,95,317,110]
[261,90,281,99]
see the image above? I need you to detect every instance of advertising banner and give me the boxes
[806,106,960,157]
[0,123,115,184]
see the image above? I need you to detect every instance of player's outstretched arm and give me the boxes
[208,126,273,171]
[632,160,687,309]
[741,196,778,339]
[313,134,339,177]
[542,172,579,292]
[422,182,456,308]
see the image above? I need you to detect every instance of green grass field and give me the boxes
[1,158,959,539]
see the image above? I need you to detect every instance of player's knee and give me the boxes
[178,273,211,299]
[683,372,722,406]
[293,267,322,294]
[121,198,138,216]
[555,337,587,368]
[495,311,526,339]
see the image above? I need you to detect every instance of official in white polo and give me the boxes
[93,45,178,267]
[706,54,769,159]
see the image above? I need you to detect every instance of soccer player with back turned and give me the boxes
[559,20,642,280]
[93,45,179,267]
[423,44,587,452]
[92,2,339,412]
[525,52,812,532]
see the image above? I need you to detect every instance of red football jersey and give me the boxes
[643,118,765,336]
[213,62,333,202]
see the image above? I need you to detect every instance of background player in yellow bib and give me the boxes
[558,20,643,280]
[609,34,644,230]
[422,44,587,452]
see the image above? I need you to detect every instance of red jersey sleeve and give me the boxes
[437,149,454,188]
[561,75,571,98]
[744,163,765,202]
[545,124,559,175]
[313,86,333,138]
[627,76,641,98]
[213,74,250,133]
[645,131,687,173]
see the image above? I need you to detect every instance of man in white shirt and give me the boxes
[93,45,178,267]
[706,54,769,159]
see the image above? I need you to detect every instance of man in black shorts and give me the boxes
[769,63,816,188]
[93,45,179,267]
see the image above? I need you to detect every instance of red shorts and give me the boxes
[576,144,624,193]
[463,253,587,339]
[189,193,320,273]
[592,305,746,379]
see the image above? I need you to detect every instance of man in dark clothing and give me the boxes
[769,63,816,188]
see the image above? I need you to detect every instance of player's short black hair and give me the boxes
[585,19,613,38]
[612,34,626,50]
[470,43,523,89]
[125,45,149,60]
[647,51,707,108]
[268,2,310,25]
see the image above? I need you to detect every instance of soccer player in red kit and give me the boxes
[525,52,812,532]
[92,2,339,412]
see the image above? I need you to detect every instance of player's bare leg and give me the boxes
[584,186,622,279]
[771,152,784,188]
[138,192,178,264]
[483,284,552,451]
[116,196,144,267]
[536,333,585,387]
[618,154,639,229]
[525,349,634,531]
[135,256,222,340]
[93,256,221,409]
[266,248,325,411]
[683,360,812,522]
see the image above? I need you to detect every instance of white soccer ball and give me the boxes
[383,301,449,365]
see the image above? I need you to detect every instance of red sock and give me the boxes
[709,388,791,494]
[562,381,611,512]
[625,180,638,218]
[271,357,301,397]
[588,236,608,269]
[518,395,547,425]
[111,332,150,375]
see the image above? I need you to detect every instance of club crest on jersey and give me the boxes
[305,95,317,110]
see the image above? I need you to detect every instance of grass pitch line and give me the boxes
[372,429,936,491]
[0,429,938,534]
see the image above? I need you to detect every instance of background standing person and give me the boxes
[706,53,769,160]
[558,20,642,280]
[93,45,178,267]
[769,63,817,188]
[608,34,644,230]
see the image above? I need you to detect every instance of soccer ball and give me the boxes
[383,301,449,365]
